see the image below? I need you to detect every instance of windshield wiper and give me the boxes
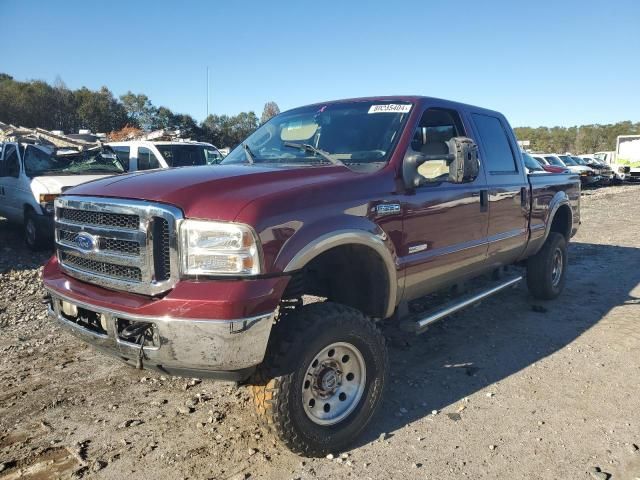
[242,143,256,164]
[282,142,345,167]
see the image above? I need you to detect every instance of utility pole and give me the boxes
[206,66,210,118]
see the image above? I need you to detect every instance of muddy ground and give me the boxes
[1,185,639,480]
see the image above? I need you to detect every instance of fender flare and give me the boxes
[283,229,398,319]
[543,192,573,242]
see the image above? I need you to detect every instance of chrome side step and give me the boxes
[405,275,523,335]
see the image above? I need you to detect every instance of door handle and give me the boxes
[480,189,488,212]
[520,187,527,208]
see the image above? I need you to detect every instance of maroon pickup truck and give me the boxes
[42,96,580,456]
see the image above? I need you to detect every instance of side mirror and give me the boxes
[403,136,479,188]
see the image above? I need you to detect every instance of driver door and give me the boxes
[399,106,489,301]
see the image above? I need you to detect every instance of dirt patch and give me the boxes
[1,184,640,479]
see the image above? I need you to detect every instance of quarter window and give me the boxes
[472,114,517,173]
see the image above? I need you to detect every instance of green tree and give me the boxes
[260,101,280,124]
[119,91,157,130]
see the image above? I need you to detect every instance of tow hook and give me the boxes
[42,293,52,306]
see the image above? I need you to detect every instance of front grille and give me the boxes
[55,197,181,296]
[58,207,139,229]
[61,252,142,282]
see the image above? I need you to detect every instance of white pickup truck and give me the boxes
[0,142,124,249]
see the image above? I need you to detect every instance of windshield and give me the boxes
[571,156,587,165]
[222,101,412,170]
[24,145,124,177]
[522,152,544,172]
[545,156,565,167]
[156,144,215,167]
[558,155,577,166]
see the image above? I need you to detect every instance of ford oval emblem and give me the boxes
[76,232,96,251]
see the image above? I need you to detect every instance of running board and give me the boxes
[403,275,523,335]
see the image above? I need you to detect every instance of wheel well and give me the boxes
[283,244,390,319]
[550,204,571,240]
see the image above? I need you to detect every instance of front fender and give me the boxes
[274,218,399,319]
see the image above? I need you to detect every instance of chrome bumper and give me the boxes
[46,290,274,381]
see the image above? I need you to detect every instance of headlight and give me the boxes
[39,194,58,213]
[179,220,261,276]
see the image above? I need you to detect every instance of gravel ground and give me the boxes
[1,184,640,480]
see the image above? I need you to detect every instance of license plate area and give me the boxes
[58,300,109,336]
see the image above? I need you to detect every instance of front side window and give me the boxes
[472,114,517,173]
[204,147,223,165]
[137,147,161,170]
[222,101,412,171]
[411,108,465,183]
[23,145,124,177]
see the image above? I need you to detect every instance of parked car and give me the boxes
[548,154,599,186]
[0,142,124,249]
[107,140,224,171]
[43,96,580,456]
[531,155,569,173]
[575,155,614,185]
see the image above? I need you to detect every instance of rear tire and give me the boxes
[249,302,388,457]
[526,232,567,300]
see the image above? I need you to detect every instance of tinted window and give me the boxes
[112,146,131,170]
[1,145,20,177]
[156,144,207,167]
[472,114,517,172]
[137,147,160,170]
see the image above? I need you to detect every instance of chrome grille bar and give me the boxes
[55,196,183,296]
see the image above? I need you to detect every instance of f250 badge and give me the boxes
[376,203,401,215]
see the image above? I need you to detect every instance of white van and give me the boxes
[107,141,224,171]
[0,142,124,249]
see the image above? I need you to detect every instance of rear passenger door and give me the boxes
[468,112,529,268]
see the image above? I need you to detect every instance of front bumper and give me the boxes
[46,290,275,381]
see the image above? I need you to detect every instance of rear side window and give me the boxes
[112,146,131,170]
[472,114,517,173]
[137,147,160,170]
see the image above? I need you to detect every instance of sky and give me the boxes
[1,0,639,127]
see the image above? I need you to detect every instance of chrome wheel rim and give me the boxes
[25,219,36,246]
[551,248,563,287]
[302,342,366,426]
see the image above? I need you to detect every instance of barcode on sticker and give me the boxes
[368,104,412,114]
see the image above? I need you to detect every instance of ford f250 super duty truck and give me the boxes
[42,96,580,456]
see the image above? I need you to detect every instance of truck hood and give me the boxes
[66,164,351,221]
[32,174,116,194]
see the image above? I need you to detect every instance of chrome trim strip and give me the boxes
[55,196,184,296]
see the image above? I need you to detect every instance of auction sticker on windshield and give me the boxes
[368,104,412,114]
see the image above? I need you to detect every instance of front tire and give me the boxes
[526,232,568,300]
[250,302,388,457]
[24,210,46,251]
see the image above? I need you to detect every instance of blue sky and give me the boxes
[1,0,638,127]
